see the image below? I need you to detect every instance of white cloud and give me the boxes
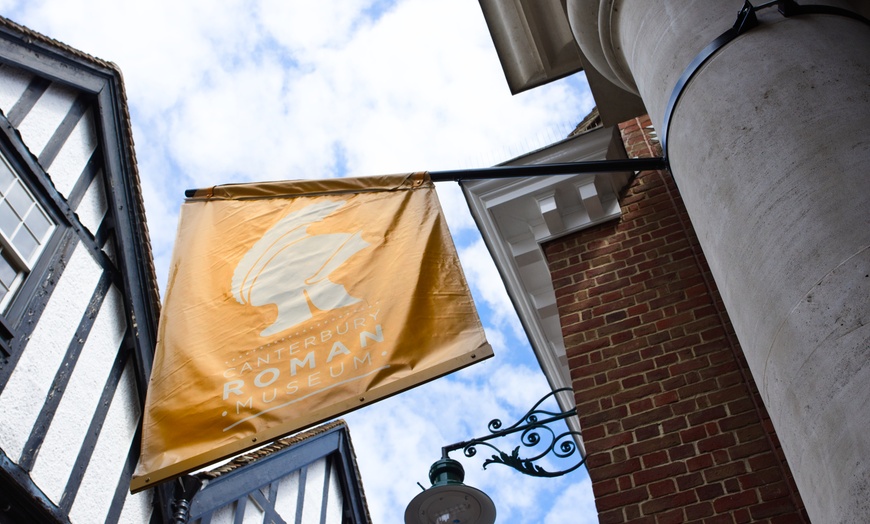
[258,0,381,55]
[545,477,600,524]
[458,237,525,339]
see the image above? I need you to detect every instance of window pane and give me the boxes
[0,200,19,237]
[12,227,38,262]
[0,161,14,195]
[24,207,52,242]
[0,250,18,288]
[0,152,55,297]
[6,180,33,217]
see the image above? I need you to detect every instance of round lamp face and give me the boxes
[404,484,496,524]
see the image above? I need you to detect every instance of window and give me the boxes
[0,154,55,311]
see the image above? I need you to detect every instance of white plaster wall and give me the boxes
[207,504,235,524]
[75,170,108,235]
[47,107,97,197]
[0,64,31,113]
[242,498,264,524]
[325,461,345,524]
[301,459,327,522]
[17,82,77,160]
[118,488,153,524]
[102,236,118,265]
[0,242,101,459]
[69,361,140,524]
[274,468,301,517]
[30,285,126,503]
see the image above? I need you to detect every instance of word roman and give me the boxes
[221,311,384,415]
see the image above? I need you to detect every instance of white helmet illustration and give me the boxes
[232,200,369,337]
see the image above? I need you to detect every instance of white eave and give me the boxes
[461,124,631,439]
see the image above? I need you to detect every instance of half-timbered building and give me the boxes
[0,16,159,523]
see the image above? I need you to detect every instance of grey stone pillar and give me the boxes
[566,1,870,522]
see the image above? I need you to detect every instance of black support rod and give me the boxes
[183,157,668,197]
[428,157,667,182]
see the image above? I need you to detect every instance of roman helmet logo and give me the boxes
[231,200,369,337]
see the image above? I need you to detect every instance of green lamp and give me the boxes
[404,457,496,524]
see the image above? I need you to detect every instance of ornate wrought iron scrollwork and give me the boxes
[441,388,585,478]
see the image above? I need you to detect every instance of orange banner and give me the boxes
[131,173,492,491]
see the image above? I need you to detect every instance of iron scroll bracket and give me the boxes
[440,387,586,478]
[660,0,870,160]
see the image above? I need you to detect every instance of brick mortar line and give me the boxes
[552,159,801,520]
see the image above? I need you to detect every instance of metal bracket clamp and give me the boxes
[660,0,870,160]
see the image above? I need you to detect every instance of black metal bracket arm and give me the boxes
[428,157,667,183]
[661,0,870,159]
[440,388,586,478]
[184,157,668,198]
[183,157,669,198]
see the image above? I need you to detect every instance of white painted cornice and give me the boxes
[462,125,631,447]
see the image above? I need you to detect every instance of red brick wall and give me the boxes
[543,116,808,523]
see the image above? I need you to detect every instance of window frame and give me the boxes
[0,151,57,312]
[0,115,69,357]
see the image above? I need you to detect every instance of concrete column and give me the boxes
[566,1,870,522]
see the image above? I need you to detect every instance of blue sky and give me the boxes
[1,0,598,521]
